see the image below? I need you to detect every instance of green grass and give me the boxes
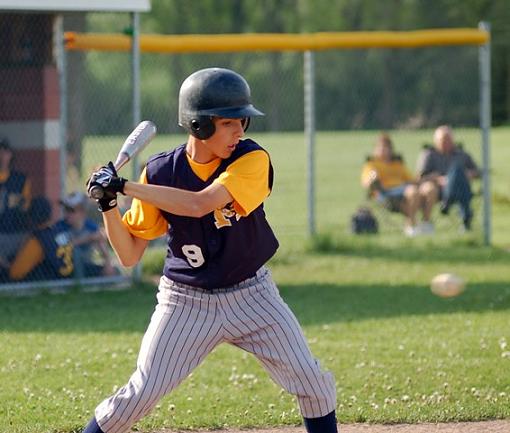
[82,126,510,248]
[1,244,510,432]
[1,128,510,432]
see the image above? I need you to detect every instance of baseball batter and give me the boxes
[82,68,337,433]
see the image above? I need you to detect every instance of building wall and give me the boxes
[0,13,62,207]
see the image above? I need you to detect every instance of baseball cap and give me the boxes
[60,191,88,210]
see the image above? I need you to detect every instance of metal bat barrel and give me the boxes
[87,120,157,201]
[118,120,157,166]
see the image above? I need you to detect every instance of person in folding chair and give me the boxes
[361,133,436,237]
[416,125,480,231]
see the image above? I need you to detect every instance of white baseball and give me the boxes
[430,273,466,298]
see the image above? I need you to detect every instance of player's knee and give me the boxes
[319,371,337,404]
[297,370,337,417]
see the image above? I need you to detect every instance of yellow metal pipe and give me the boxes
[65,29,489,53]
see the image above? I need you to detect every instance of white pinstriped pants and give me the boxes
[95,267,336,433]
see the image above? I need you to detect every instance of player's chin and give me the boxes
[223,146,236,156]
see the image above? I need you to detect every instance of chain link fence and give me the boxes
[0,14,128,291]
[0,12,487,291]
[76,43,482,244]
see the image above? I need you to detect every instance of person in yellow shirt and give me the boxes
[361,133,436,236]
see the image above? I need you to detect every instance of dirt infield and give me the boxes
[157,420,510,433]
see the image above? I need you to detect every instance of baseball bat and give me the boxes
[89,120,157,199]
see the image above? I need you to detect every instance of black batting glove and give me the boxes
[96,189,119,212]
[86,162,127,197]
[86,162,127,212]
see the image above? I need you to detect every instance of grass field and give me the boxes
[82,126,510,248]
[1,128,510,432]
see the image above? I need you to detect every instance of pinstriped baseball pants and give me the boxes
[95,267,336,433]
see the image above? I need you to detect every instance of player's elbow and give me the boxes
[187,188,228,218]
[117,254,140,268]
[113,245,145,268]
[186,199,214,218]
[189,206,210,218]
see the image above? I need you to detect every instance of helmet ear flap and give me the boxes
[241,117,250,132]
[189,117,215,140]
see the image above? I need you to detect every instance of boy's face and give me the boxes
[64,206,86,229]
[201,117,245,160]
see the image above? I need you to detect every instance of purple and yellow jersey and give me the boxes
[122,139,279,289]
[9,224,74,281]
[0,169,31,233]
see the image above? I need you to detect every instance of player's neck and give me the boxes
[186,137,216,164]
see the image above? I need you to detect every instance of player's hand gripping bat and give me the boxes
[88,120,157,199]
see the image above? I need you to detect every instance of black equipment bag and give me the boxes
[351,207,378,234]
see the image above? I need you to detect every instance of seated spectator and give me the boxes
[55,191,116,278]
[0,137,31,265]
[361,133,435,237]
[9,196,74,281]
[416,125,480,231]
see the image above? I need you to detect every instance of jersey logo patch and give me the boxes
[214,203,241,229]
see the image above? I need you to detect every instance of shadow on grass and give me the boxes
[0,279,509,333]
[301,234,510,265]
[281,281,510,327]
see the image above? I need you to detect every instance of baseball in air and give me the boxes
[430,273,466,298]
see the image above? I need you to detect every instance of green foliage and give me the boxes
[79,0,510,134]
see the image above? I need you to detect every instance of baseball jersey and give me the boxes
[54,218,100,264]
[123,139,279,289]
[0,169,31,233]
[9,225,74,281]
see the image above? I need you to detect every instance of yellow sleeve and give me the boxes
[9,237,44,280]
[214,150,270,216]
[361,162,376,188]
[122,168,168,240]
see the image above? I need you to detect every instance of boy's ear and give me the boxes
[189,117,215,140]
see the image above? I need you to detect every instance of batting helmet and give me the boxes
[178,68,264,140]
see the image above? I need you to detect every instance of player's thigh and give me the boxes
[225,282,336,417]
[229,283,317,374]
[137,286,222,380]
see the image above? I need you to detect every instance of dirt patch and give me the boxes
[155,420,510,433]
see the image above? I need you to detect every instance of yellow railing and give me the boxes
[64,28,489,53]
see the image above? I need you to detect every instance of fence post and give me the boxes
[131,11,143,281]
[478,21,491,246]
[304,50,316,237]
[56,14,68,204]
